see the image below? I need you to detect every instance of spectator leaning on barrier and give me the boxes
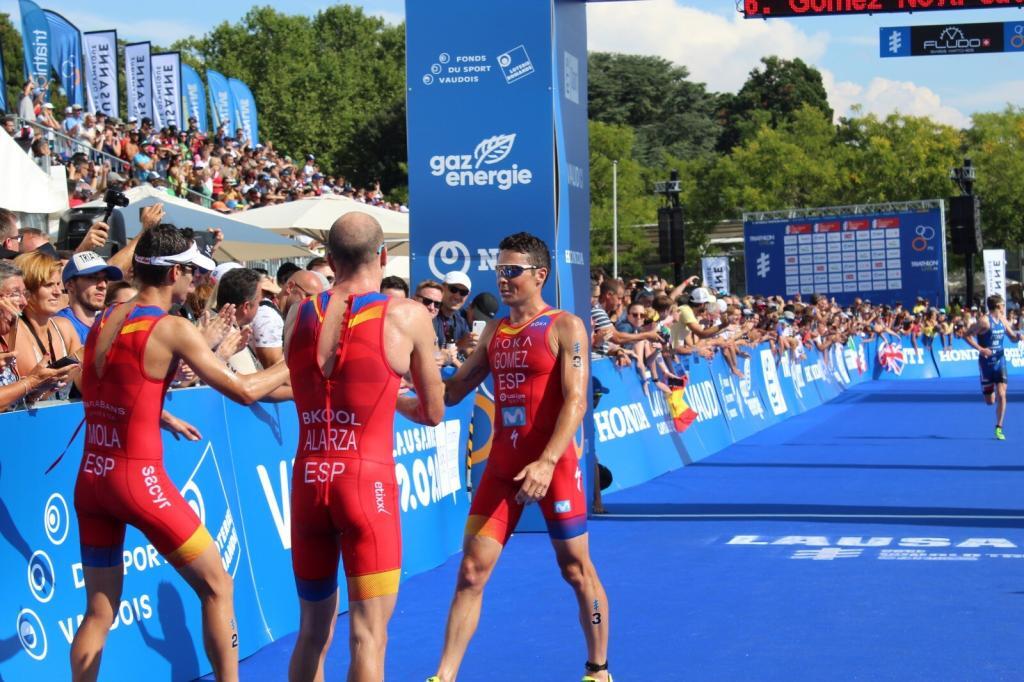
[56,252,124,344]
[250,275,284,368]
[11,251,82,401]
[306,256,334,285]
[0,260,76,411]
[415,280,444,319]
[0,208,22,259]
[434,271,474,353]
[463,291,499,327]
[214,267,263,373]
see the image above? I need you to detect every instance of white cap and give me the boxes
[443,271,472,291]
[211,262,243,282]
[134,241,216,272]
[689,287,714,305]
[716,299,728,314]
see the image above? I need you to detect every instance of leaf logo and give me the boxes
[473,134,516,168]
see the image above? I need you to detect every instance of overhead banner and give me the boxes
[83,31,118,117]
[744,203,948,307]
[150,52,182,130]
[43,11,84,108]
[746,0,1009,19]
[701,256,730,294]
[983,248,1007,303]
[181,63,207,132]
[880,22,1020,58]
[206,69,233,132]
[124,42,152,121]
[227,77,258,145]
[18,0,49,86]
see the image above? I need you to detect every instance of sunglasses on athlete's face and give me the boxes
[496,264,540,280]
[418,296,442,310]
[445,285,469,297]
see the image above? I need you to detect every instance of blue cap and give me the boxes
[62,251,123,283]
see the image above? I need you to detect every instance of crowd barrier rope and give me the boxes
[0,390,473,681]
[2,333,1022,679]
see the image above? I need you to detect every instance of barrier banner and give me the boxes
[44,11,84,108]
[590,359,686,491]
[681,355,733,459]
[931,336,1024,379]
[751,345,792,428]
[206,69,233,132]
[710,351,770,442]
[813,346,845,402]
[124,42,152,122]
[227,78,258,145]
[181,64,207,133]
[0,391,269,681]
[1,389,474,680]
[151,52,182,130]
[874,334,939,380]
[83,31,118,117]
[19,0,49,88]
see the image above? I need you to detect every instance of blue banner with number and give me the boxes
[744,205,947,307]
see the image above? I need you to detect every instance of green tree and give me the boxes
[965,106,1024,248]
[719,56,833,152]
[835,110,960,205]
[589,120,658,277]
[1,13,25,114]
[588,52,721,165]
[176,5,406,189]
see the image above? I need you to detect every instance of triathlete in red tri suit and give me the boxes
[283,212,444,682]
[71,225,290,682]
[428,232,612,682]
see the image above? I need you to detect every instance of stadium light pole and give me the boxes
[612,159,618,280]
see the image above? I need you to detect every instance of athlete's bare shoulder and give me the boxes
[386,296,433,328]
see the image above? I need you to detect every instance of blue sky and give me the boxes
[4,0,1022,127]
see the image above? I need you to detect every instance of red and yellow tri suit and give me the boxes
[287,291,403,601]
[467,307,586,545]
[75,304,212,569]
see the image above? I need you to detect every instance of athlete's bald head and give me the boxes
[327,212,384,270]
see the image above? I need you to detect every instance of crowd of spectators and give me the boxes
[589,269,1024,393]
[4,76,408,215]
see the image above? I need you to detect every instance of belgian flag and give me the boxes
[666,376,698,433]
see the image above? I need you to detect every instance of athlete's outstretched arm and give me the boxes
[513,314,589,504]
[158,316,289,404]
[397,303,446,426]
[442,319,498,406]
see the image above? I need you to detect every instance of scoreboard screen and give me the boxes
[743,0,1023,19]
[744,207,947,306]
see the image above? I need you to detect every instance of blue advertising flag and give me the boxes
[181,63,207,132]
[43,11,84,108]
[227,78,258,145]
[19,0,49,86]
[206,69,233,132]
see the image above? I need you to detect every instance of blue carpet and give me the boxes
[219,377,1023,681]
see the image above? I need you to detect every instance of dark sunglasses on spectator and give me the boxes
[418,297,442,309]
[496,264,540,280]
[446,285,469,297]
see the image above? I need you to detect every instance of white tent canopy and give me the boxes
[0,131,68,214]
[81,185,313,263]
[242,195,409,241]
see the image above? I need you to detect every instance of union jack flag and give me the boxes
[877,340,905,375]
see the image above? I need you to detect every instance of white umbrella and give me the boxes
[81,185,313,262]
[241,195,409,241]
[0,131,68,214]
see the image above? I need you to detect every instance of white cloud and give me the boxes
[822,71,971,128]
[586,0,829,92]
[52,8,206,46]
[587,0,970,127]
